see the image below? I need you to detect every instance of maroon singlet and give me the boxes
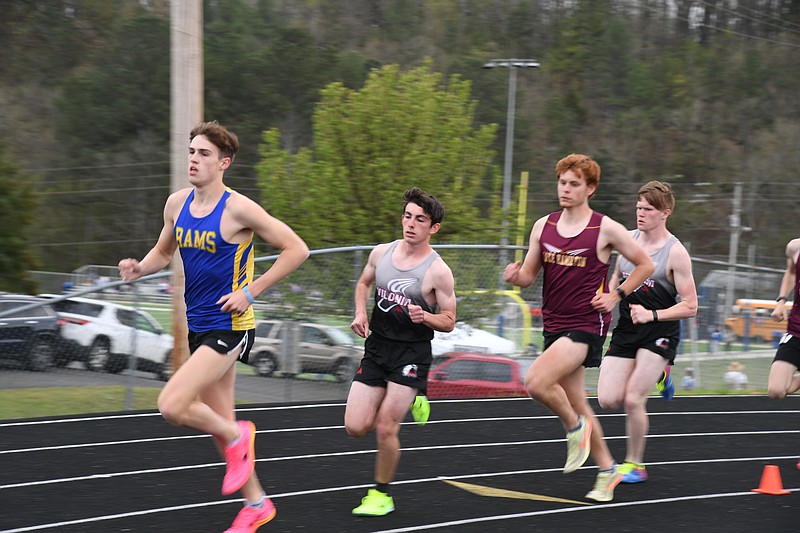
[540,210,612,336]
[787,250,800,337]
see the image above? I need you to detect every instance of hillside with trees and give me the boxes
[2,0,799,283]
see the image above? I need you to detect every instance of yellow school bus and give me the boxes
[724,298,793,341]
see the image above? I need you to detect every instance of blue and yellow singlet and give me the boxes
[174,188,255,332]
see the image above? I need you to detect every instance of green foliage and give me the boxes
[41,8,171,269]
[56,10,170,153]
[4,0,800,273]
[257,61,501,248]
[0,148,40,293]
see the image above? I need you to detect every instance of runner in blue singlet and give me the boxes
[119,121,308,532]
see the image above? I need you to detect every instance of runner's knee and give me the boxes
[767,385,787,400]
[157,389,191,426]
[345,420,372,438]
[597,391,621,410]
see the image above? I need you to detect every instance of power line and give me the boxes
[37,185,172,195]
[31,238,157,247]
[41,173,171,184]
[24,161,171,172]
[719,0,800,31]
[697,0,800,36]
[674,11,800,48]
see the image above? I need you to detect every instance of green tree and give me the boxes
[256,61,501,248]
[0,148,40,293]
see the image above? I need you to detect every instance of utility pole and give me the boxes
[722,183,743,330]
[169,1,204,372]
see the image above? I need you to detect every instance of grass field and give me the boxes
[0,387,163,420]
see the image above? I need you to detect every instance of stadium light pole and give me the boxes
[483,59,540,276]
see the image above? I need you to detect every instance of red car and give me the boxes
[426,352,535,399]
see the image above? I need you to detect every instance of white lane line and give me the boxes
[2,394,794,428]
[3,461,798,533]
[371,488,800,533]
[3,410,798,455]
[2,431,797,490]
[0,402,349,428]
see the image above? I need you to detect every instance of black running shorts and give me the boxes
[605,329,678,365]
[353,334,431,394]
[542,329,605,368]
[188,329,255,364]
[774,333,800,368]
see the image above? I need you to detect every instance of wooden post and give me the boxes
[169,0,204,371]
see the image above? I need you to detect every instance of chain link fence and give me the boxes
[0,245,788,420]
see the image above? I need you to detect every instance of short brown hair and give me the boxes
[189,121,240,161]
[555,154,601,197]
[403,187,445,225]
[638,181,675,213]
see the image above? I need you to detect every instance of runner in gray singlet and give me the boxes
[598,181,698,484]
[344,188,456,517]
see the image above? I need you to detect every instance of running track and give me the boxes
[1,395,798,532]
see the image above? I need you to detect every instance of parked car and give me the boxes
[248,319,362,382]
[427,352,535,399]
[0,294,63,371]
[41,295,174,380]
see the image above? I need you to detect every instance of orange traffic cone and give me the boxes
[752,464,790,495]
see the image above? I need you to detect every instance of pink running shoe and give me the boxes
[225,498,276,532]
[222,421,256,495]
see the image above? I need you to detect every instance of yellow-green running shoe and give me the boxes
[352,489,395,516]
[656,367,675,401]
[619,461,648,483]
[411,395,430,426]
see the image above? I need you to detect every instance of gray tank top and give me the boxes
[369,240,438,342]
[616,231,680,336]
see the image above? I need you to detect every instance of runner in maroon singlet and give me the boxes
[768,237,800,400]
[504,154,654,502]
[769,238,800,469]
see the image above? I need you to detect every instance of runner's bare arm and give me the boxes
[350,244,388,338]
[504,216,546,288]
[631,241,697,324]
[118,191,186,281]
[772,239,800,322]
[592,218,653,313]
[409,259,456,332]
[215,193,309,314]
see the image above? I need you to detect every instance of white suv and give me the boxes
[45,296,174,380]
